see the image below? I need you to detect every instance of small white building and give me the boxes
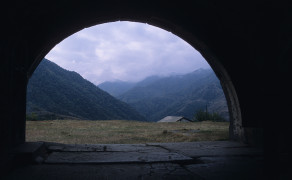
[158,116,193,122]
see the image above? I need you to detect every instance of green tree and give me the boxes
[193,109,226,122]
[26,112,38,121]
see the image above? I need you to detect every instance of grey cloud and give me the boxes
[46,21,210,85]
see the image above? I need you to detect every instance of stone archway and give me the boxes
[1,1,259,151]
[5,0,292,157]
[28,19,243,143]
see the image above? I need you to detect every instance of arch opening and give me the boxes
[25,20,241,144]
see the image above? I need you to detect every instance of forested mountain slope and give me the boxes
[113,69,229,121]
[26,59,145,121]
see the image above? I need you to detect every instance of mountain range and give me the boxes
[27,59,229,122]
[26,59,145,121]
[99,68,229,121]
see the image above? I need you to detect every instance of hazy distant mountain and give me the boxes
[102,69,229,121]
[26,59,146,121]
[98,81,136,97]
[98,76,163,97]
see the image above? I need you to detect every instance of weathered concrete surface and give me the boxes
[3,163,203,180]
[46,143,169,152]
[184,156,263,180]
[2,141,264,180]
[45,151,192,164]
[147,141,263,157]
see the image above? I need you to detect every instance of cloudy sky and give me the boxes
[45,21,210,85]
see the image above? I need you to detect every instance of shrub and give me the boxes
[26,112,38,121]
[193,109,226,122]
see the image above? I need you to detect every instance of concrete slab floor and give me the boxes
[2,141,264,180]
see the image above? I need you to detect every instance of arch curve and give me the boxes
[29,16,243,142]
[4,1,277,150]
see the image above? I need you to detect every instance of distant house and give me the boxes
[158,116,193,122]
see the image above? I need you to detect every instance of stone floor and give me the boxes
[2,141,264,180]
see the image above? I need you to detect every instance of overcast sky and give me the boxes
[45,21,210,85]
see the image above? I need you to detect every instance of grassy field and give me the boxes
[26,120,229,144]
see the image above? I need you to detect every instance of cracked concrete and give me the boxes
[3,141,263,180]
[45,151,192,164]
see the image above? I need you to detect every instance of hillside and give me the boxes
[101,69,229,122]
[99,76,163,97]
[98,81,136,97]
[26,59,146,121]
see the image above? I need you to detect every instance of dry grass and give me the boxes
[26,120,229,144]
